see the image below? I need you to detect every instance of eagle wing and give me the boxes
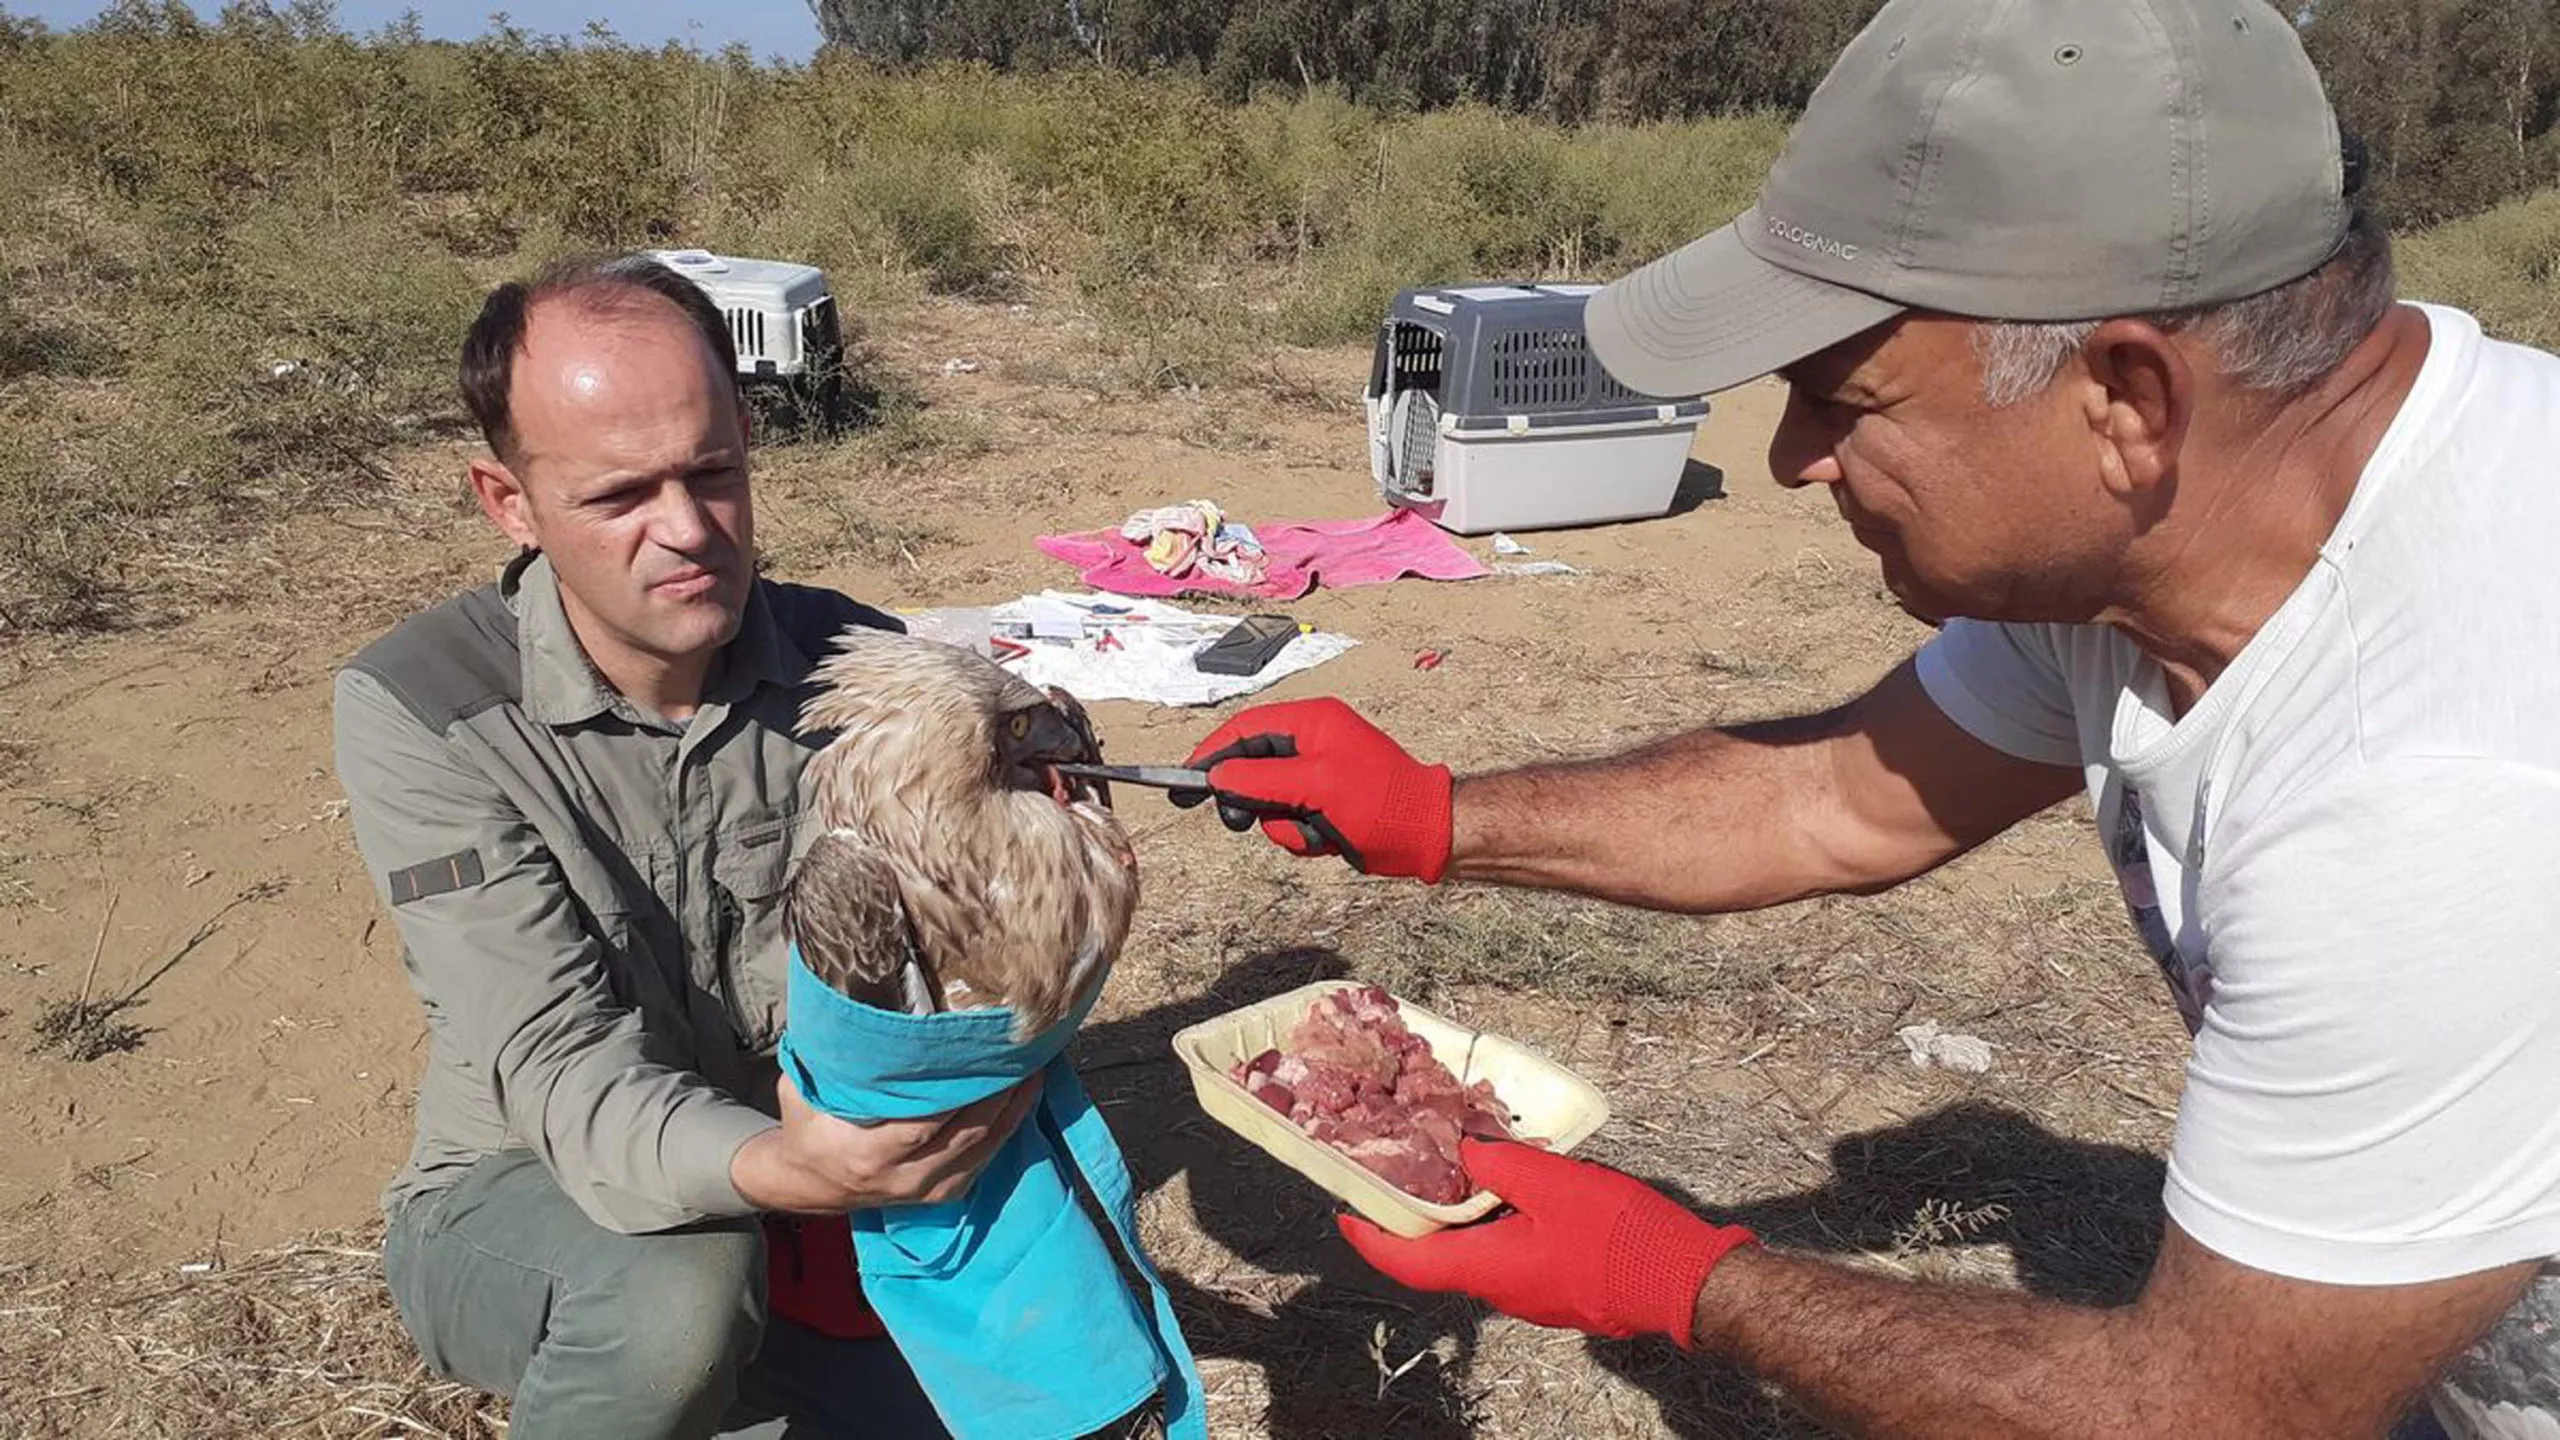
[782,830,932,1015]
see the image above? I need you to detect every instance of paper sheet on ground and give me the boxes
[899,592,1356,707]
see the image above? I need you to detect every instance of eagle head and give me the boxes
[790,628,1141,1034]
[797,626,1135,875]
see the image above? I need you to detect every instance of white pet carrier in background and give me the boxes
[1363,283,1709,535]
[646,248,844,387]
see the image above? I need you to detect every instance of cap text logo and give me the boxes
[1767,214,1859,262]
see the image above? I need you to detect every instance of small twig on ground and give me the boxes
[119,878,287,1007]
[77,886,119,1010]
[34,888,144,1059]
[1368,1320,1452,1400]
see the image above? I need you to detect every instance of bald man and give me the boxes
[333,256,1031,1439]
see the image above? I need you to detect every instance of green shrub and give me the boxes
[2400,188,2560,352]
[850,142,1011,294]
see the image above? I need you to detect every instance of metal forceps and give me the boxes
[1053,752,1367,870]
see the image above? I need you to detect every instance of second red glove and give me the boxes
[1183,697,1454,882]
[1338,1138,1756,1349]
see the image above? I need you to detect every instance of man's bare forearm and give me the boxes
[1447,712,1862,911]
[1445,663,2079,912]
[1693,1248,2218,1440]
[1689,1223,2533,1440]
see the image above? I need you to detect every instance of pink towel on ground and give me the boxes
[1037,509,1490,600]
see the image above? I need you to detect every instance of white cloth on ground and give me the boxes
[901,592,1353,708]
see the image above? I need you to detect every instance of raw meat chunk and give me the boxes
[1228,986,1526,1205]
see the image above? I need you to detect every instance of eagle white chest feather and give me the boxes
[782,629,1139,1040]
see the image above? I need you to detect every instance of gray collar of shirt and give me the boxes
[500,550,803,733]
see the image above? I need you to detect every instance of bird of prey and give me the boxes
[784,628,1139,1040]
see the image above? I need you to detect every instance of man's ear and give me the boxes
[2078,319,2192,502]
[468,455,540,551]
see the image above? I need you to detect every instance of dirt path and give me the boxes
[0,297,2175,1438]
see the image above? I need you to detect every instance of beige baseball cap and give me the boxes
[1588,0,2351,398]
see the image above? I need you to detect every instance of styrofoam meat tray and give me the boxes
[1170,979,1610,1238]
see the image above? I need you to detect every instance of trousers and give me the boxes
[381,1148,950,1440]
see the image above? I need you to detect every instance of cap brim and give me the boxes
[1587,221,1906,398]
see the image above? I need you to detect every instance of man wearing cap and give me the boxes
[1182,0,2560,1434]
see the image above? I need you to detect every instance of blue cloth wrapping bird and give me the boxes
[776,947,1206,1440]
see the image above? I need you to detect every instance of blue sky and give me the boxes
[9,1,824,62]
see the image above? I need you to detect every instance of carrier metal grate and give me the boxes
[1394,389,1440,497]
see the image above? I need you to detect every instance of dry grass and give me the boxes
[2,10,2550,638]
[751,397,988,576]
[0,18,1792,634]
[26,995,145,1062]
[0,1221,503,1439]
[24,880,288,1068]
[0,860,36,910]
[2401,186,2560,348]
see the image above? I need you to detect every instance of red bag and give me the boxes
[762,1213,887,1340]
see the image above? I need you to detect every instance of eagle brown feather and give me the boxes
[785,628,1139,1039]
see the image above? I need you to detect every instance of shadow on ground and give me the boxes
[1077,950,2170,1439]
[1581,1103,2168,1437]
[1670,459,1729,517]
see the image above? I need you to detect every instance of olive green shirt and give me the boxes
[334,551,896,1233]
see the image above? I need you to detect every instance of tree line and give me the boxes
[806,0,1889,120]
[2304,0,2559,226]
[810,0,2560,226]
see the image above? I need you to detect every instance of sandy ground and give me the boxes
[0,296,2181,1438]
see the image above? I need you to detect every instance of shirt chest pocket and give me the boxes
[712,813,814,1053]
[552,841,694,1056]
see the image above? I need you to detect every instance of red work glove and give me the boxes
[762,1213,886,1341]
[1338,1139,1756,1349]
[1181,697,1454,883]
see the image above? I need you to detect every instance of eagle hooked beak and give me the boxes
[998,702,1109,810]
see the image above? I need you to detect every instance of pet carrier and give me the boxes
[1364,283,1709,535]
[646,248,845,403]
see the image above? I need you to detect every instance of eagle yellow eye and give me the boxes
[1009,714,1031,740]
